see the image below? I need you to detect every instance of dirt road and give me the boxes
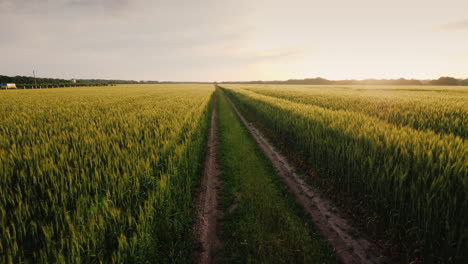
[223,91,390,264]
[194,95,223,264]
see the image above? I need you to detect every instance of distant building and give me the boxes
[71,79,77,83]
[0,83,17,89]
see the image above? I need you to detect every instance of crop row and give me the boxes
[223,84,467,139]
[0,85,214,263]
[221,86,467,263]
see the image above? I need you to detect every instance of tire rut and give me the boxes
[222,90,391,264]
[194,94,223,264]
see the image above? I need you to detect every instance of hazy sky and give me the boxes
[1,0,467,81]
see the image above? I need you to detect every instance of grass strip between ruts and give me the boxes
[216,90,337,263]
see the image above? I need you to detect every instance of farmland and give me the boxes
[215,90,337,263]
[0,85,213,263]
[0,84,466,263]
[225,85,467,138]
[220,84,467,263]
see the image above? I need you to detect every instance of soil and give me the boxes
[194,95,223,264]
[224,93,391,264]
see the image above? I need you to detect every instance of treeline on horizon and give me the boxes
[0,75,124,85]
[0,75,203,85]
[220,77,468,86]
[2,75,468,86]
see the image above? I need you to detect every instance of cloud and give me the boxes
[65,0,131,10]
[433,19,468,31]
[1,0,467,81]
[0,0,132,13]
[240,47,310,65]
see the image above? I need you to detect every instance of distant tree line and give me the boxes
[221,77,468,86]
[0,75,112,87]
[428,77,468,86]
[0,75,213,86]
[0,75,74,84]
[2,75,468,86]
[9,83,112,89]
[76,79,213,84]
[77,79,140,84]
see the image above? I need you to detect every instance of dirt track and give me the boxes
[223,91,390,264]
[194,95,222,264]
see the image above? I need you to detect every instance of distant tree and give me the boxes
[458,78,468,86]
[429,77,458,86]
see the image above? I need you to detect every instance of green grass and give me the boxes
[216,90,337,264]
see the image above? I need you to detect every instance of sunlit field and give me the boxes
[0,85,213,263]
[1,84,466,263]
[223,84,467,138]
[221,84,467,262]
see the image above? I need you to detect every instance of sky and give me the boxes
[0,0,467,81]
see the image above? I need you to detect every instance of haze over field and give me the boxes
[0,0,467,81]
